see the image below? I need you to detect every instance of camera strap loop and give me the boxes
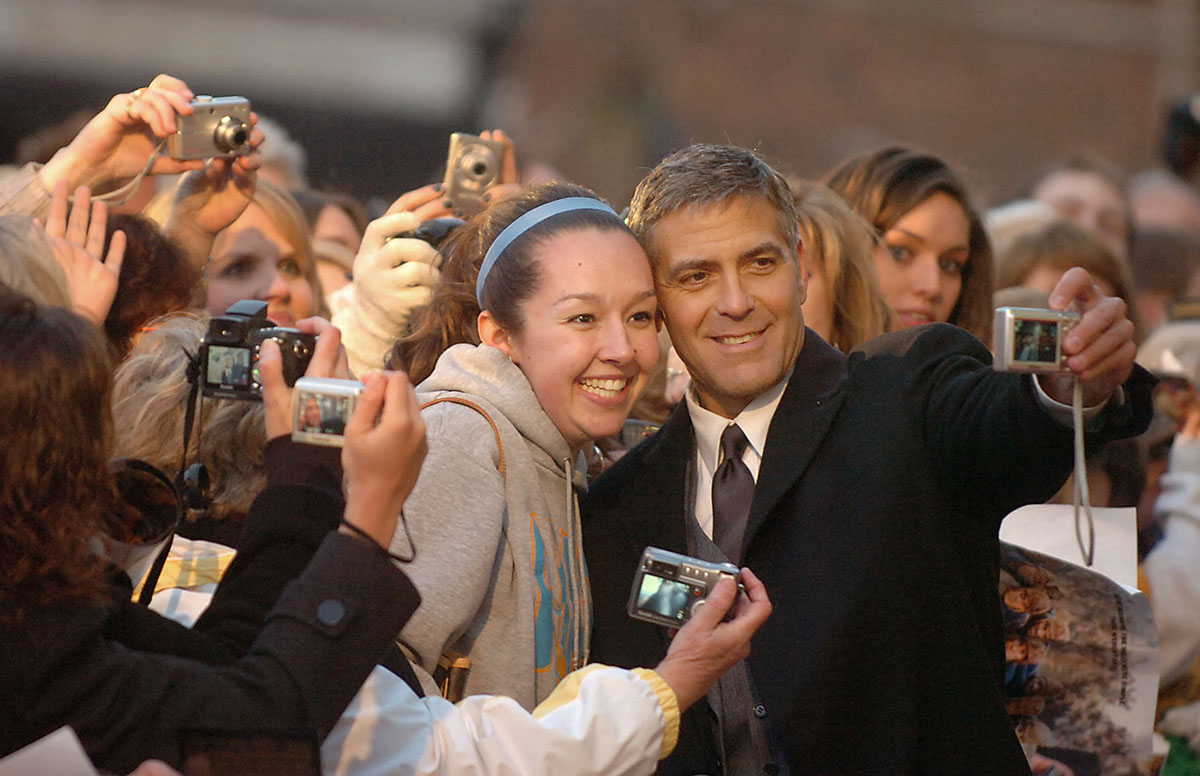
[70,139,167,207]
[1072,377,1096,566]
[179,348,202,479]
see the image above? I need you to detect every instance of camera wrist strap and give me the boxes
[69,139,167,207]
[179,350,203,479]
[1072,377,1096,566]
[137,349,203,607]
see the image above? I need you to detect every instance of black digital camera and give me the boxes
[199,300,315,400]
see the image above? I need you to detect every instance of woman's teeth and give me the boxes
[579,378,628,397]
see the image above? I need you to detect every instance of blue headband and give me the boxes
[475,197,620,305]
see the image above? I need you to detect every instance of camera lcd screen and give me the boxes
[1011,320,1059,365]
[635,574,701,621]
[296,391,350,437]
[207,345,252,386]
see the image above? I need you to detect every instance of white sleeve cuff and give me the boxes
[1031,374,1115,428]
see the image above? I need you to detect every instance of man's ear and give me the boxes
[795,238,809,305]
[478,310,517,361]
[655,306,666,333]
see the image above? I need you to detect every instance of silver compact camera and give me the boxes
[167,95,252,160]
[628,547,740,628]
[292,377,365,448]
[442,132,505,218]
[993,306,1081,373]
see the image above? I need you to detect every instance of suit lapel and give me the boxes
[743,331,848,552]
[620,401,694,555]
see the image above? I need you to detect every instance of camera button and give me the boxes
[316,599,346,626]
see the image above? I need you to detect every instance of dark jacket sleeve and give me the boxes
[0,438,423,775]
[855,324,1155,521]
[0,517,419,775]
[102,437,344,663]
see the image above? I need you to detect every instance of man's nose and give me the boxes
[715,274,754,317]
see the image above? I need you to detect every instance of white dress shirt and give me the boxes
[685,370,791,539]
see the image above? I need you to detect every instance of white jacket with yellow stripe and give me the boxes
[322,662,679,776]
[142,536,681,776]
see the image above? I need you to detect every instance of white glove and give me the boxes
[332,211,443,377]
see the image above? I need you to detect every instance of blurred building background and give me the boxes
[0,0,1196,208]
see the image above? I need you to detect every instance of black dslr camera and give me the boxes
[199,300,315,400]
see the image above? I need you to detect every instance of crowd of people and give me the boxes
[5,70,1200,775]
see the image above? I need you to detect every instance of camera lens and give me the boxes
[458,148,496,185]
[213,115,250,153]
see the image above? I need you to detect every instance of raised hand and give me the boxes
[41,180,125,326]
[40,74,206,193]
[340,370,428,549]
[257,317,352,440]
[1039,266,1137,406]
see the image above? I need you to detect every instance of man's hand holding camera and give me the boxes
[1038,266,1137,407]
[39,74,206,194]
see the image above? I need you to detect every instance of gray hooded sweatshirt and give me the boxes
[391,343,592,709]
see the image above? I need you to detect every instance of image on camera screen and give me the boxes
[207,345,252,386]
[636,574,698,621]
[296,391,349,436]
[1012,319,1059,364]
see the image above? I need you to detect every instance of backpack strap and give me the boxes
[419,396,506,480]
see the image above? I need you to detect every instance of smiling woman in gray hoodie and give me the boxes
[388,183,662,709]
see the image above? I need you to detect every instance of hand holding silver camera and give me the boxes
[442,132,506,218]
[292,377,366,447]
[993,307,1082,373]
[628,547,741,628]
[167,95,252,161]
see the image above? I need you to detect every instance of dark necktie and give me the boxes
[712,424,754,564]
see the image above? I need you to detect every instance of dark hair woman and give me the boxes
[384,181,662,709]
[824,147,994,342]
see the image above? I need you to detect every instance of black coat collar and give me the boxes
[628,329,849,558]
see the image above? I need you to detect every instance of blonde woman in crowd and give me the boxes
[790,179,892,352]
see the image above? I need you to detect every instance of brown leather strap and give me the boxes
[419,396,506,480]
[418,396,503,700]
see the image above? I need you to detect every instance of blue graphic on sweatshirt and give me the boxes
[530,512,575,678]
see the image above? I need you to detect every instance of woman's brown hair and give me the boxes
[824,147,994,342]
[0,290,117,623]
[388,181,630,384]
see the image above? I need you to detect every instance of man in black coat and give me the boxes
[582,144,1153,775]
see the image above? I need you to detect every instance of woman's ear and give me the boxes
[477,310,516,361]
